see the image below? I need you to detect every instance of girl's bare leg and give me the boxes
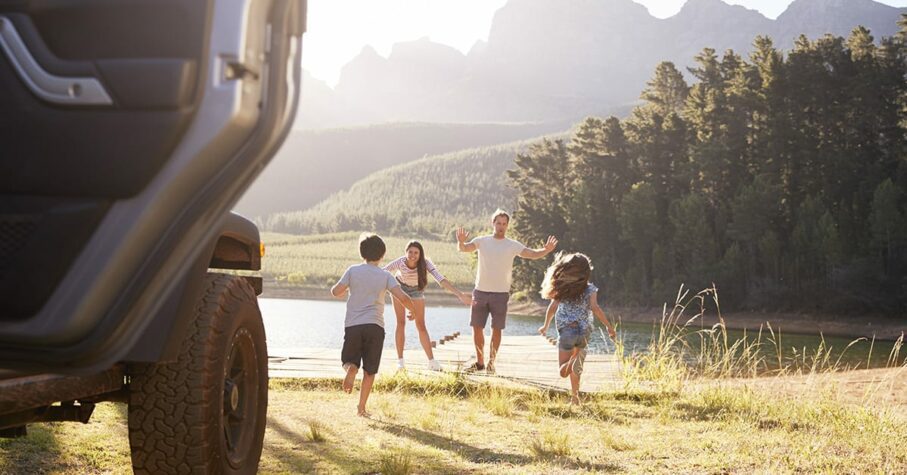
[391,296,406,360]
[570,348,586,405]
[412,299,434,360]
[558,349,576,378]
[569,372,581,405]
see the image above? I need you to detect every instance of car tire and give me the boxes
[127,273,268,474]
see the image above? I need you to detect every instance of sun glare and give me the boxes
[303,0,907,88]
[303,0,507,86]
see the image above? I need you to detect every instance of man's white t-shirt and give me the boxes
[473,235,526,293]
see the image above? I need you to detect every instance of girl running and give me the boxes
[537,252,616,405]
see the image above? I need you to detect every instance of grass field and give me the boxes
[2,373,905,474]
[260,231,476,290]
[3,276,904,473]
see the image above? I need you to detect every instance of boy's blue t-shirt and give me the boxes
[554,283,598,332]
[338,263,399,328]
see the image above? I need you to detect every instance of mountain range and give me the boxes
[234,121,569,218]
[296,0,907,129]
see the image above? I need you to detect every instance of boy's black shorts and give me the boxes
[341,324,385,375]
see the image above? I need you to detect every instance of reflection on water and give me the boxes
[260,298,899,368]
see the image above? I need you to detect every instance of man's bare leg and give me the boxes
[488,327,503,372]
[472,326,485,366]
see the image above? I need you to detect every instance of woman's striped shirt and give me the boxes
[383,256,445,288]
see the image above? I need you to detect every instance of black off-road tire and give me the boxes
[127,274,268,474]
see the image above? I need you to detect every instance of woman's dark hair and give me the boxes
[406,240,428,290]
[359,233,386,262]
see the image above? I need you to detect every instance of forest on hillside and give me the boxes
[261,141,540,237]
[236,121,563,218]
[510,25,907,313]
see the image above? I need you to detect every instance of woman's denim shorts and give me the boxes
[398,281,424,299]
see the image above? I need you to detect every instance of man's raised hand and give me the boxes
[544,235,559,253]
[456,227,470,244]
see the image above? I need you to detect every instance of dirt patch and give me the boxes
[706,367,907,415]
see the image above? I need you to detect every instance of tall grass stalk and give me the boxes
[615,285,904,388]
[377,446,414,475]
[885,332,904,368]
[305,420,327,442]
[528,429,571,459]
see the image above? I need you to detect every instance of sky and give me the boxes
[645,0,906,19]
[303,0,907,87]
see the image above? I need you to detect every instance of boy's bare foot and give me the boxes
[486,360,496,374]
[570,394,582,406]
[357,407,371,418]
[342,364,357,393]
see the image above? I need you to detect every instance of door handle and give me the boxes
[0,16,113,106]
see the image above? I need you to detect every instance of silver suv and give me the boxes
[0,1,306,472]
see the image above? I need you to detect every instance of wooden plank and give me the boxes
[268,334,621,392]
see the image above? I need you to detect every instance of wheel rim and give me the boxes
[223,327,260,468]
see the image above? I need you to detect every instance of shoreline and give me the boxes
[261,285,906,341]
[507,301,906,341]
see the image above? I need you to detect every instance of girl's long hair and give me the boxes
[406,241,428,290]
[540,252,592,302]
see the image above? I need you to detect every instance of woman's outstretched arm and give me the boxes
[437,278,472,306]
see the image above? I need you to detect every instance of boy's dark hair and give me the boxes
[359,233,386,261]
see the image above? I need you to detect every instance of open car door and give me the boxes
[0,0,305,372]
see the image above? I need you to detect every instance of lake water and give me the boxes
[260,298,899,369]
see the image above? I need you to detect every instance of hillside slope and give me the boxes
[259,135,565,236]
[234,120,569,218]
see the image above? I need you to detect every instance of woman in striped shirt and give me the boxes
[384,240,472,371]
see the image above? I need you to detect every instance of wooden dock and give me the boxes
[268,333,622,392]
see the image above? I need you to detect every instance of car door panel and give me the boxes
[0,9,201,197]
[0,0,305,372]
[0,197,109,322]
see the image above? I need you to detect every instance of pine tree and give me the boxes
[669,192,718,287]
[565,117,631,293]
[870,179,907,275]
[641,62,690,117]
[508,139,571,292]
[618,183,660,297]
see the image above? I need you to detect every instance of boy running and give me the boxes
[331,233,415,416]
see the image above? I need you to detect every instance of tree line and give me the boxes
[510,23,907,313]
[261,142,528,238]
